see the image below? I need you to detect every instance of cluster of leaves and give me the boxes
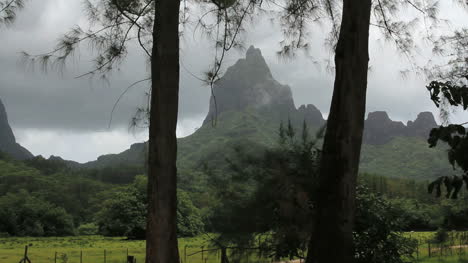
[0,0,25,26]
[96,175,205,239]
[426,81,468,198]
[430,28,468,85]
[0,157,111,226]
[0,190,75,237]
[427,81,468,110]
[354,186,417,263]
[428,175,468,199]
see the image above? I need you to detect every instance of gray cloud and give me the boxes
[1,0,468,161]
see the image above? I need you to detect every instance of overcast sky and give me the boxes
[0,0,467,163]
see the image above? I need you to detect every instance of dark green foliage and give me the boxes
[428,175,468,199]
[97,189,146,239]
[208,122,321,260]
[389,198,438,231]
[427,81,468,110]
[426,81,468,170]
[208,124,416,262]
[0,191,75,236]
[177,190,205,237]
[0,157,115,233]
[426,80,468,198]
[428,124,468,172]
[360,136,452,180]
[23,156,69,175]
[85,164,144,184]
[96,175,204,239]
[439,200,468,230]
[354,186,417,263]
[433,228,449,243]
[77,223,99,235]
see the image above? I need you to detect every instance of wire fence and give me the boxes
[12,232,468,263]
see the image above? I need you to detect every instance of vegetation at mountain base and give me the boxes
[5,124,468,263]
[205,124,417,263]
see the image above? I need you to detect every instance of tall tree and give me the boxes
[307,1,372,262]
[145,0,181,262]
[21,0,182,261]
[294,1,446,262]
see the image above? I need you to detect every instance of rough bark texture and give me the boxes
[146,0,181,262]
[306,0,372,263]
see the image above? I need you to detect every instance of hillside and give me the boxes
[81,46,452,180]
[360,136,451,179]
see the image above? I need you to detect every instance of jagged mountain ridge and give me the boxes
[0,97,33,160]
[82,46,450,179]
[204,46,296,125]
[363,111,438,145]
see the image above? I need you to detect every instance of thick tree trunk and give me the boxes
[306,1,372,263]
[146,0,181,263]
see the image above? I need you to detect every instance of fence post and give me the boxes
[428,242,431,258]
[104,249,107,263]
[80,250,83,263]
[19,245,31,263]
[416,240,419,261]
[460,237,463,255]
[184,245,187,263]
[201,246,204,261]
[55,251,57,263]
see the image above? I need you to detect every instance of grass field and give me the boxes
[2,233,468,263]
[0,235,270,263]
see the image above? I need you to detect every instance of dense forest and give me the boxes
[1,124,467,240]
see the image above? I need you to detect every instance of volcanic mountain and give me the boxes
[0,97,33,160]
[84,46,451,180]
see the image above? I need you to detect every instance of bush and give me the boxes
[433,228,449,244]
[97,175,204,239]
[354,186,417,263]
[0,191,75,236]
[77,223,99,235]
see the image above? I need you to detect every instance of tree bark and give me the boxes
[146,0,181,262]
[306,1,372,263]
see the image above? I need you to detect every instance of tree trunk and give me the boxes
[306,1,372,263]
[146,0,181,262]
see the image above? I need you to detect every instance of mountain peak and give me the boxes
[246,45,264,61]
[203,46,295,124]
[407,111,438,137]
[367,111,392,122]
[364,111,406,145]
[0,97,33,160]
[298,104,325,126]
[222,45,272,81]
[364,110,438,145]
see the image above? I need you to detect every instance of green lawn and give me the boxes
[2,233,468,263]
[0,235,269,263]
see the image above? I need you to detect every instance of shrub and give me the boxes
[77,223,99,235]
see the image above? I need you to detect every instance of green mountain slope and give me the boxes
[360,136,452,179]
[80,46,453,181]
